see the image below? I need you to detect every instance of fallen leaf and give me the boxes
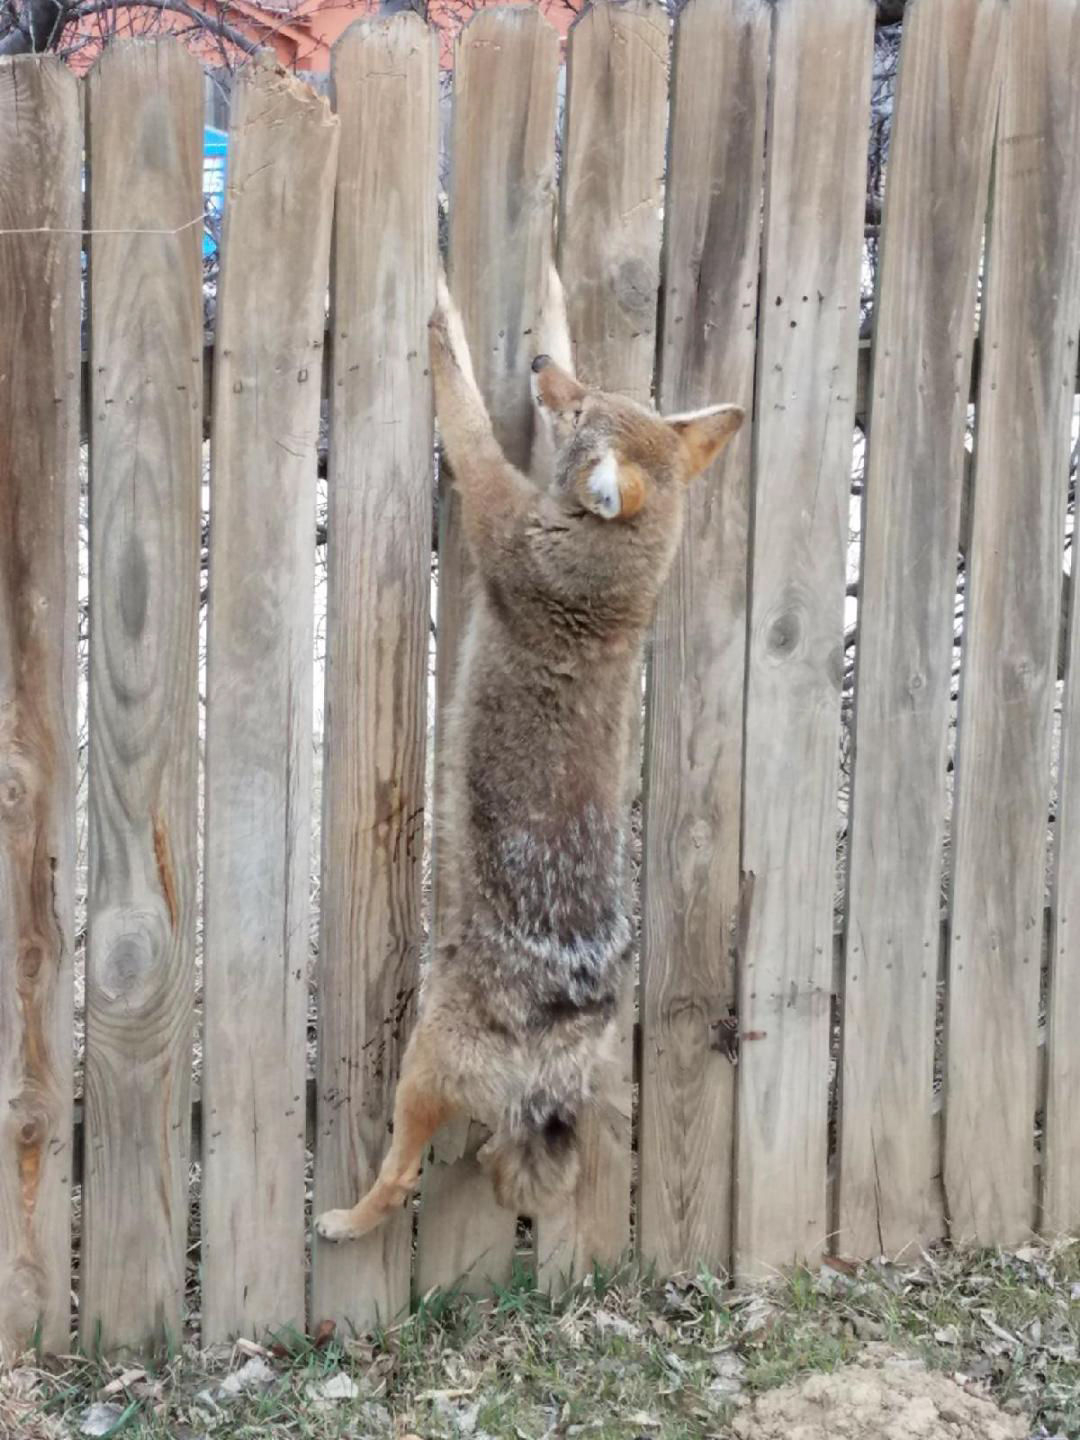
[193,1386,221,1415]
[593,1308,640,1340]
[316,1372,359,1401]
[233,1337,268,1360]
[313,1318,337,1349]
[218,1356,275,1397]
[101,1369,145,1398]
[934,1324,961,1345]
[707,1350,745,1405]
[979,1309,1020,1347]
[79,1402,125,1437]
[823,1254,859,1276]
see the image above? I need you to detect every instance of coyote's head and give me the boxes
[530,354,744,523]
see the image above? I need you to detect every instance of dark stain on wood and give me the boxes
[153,811,179,932]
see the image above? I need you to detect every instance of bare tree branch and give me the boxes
[65,0,259,52]
[0,0,66,54]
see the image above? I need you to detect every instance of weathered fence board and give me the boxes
[637,0,768,1276]
[1041,3,1080,1247]
[948,0,1080,1244]
[415,5,559,1298]
[839,0,1004,1260]
[201,60,337,1344]
[82,39,203,1354]
[0,57,80,1362]
[737,0,873,1277]
[536,0,669,1289]
[311,14,437,1334]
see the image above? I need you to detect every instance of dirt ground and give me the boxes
[732,1346,1027,1440]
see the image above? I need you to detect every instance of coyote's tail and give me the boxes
[479,1092,581,1216]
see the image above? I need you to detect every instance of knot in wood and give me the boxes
[18,1114,44,1150]
[663,994,708,1054]
[766,609,801,658]
[94,903,172,1007]
[1004,653,1036,699]
[18,941,45,984]
[118,532,150,641]
[615,255,655,321]
[0,755,34,828]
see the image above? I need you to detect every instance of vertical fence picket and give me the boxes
[838,0,1004,1259]
[534,0,669,1291]
[0,57,80,1361]
[636,0,769,1276]
[201,60,338,1344]
[415,5,559,1297]
[736,0,873,1278]
[82,39,202,1355]
[311,13,437,1334]
[948,0,1080,1245]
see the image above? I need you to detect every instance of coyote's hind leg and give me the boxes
[314,1049,457,1243]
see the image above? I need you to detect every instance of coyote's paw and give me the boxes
[314,1207,358,1243]
[429,267,479,394]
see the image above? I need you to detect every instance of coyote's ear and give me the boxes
[531,354,587,414]
[667,404,745,479]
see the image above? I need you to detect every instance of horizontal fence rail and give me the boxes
[2,0,1080,1359]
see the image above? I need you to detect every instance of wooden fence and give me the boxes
[2,0,1080,1359]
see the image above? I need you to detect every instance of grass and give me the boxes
[3,1241,1078,1440]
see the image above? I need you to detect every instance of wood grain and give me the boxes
[636,0,769,1277]
[415,4,559,1297]
[82,39,202,1355]
[839,0,1004,1260]
[535,0,669,1290]
[736,0,873,1278]
[948,0,1080,1245]
[0,56,80,1360]
[311,14,436,1333]
[201,59,338,1344]
[1040,0,1080,1245]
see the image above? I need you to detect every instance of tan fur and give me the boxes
[315,270,743,1243]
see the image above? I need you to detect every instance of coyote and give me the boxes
[314,272,742,1243]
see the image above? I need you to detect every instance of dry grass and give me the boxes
[4,1240,1077,1440]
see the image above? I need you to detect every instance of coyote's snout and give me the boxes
[314,267,743,1246]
